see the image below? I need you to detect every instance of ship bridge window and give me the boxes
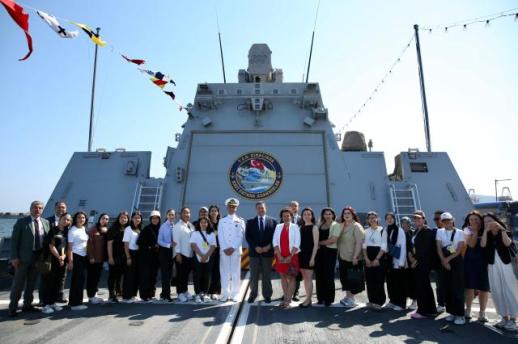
[273,89,279,95]
[410,162,428,173]
[218,89,225,95]
[236,89,242,95]
[290,89,297,95]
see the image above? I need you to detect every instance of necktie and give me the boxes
[259,217,264,232]
[34,219,42,251]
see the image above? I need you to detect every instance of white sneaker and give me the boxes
[184,292,193,300]
[89,297,103,304]
[409,300,417,310]
[71,305,88,311]
[42,305,55,314]
[202,295,210,302]
[503,320,518,332]
[495,318,508,328]
[445,314,455,322]
[210,294,219,300]
[384,303,396,310]
[437,305,446,313]
[195,295,202,303]
[220,295,229,302]
[178,293,188,302]
[120,298,134,304]
[230,296,239,302]
[454,316,465,325]
[392,305,404,311]
[51,304,63,311]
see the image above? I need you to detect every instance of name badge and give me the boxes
[202,242,209,249]
[446,245,456,254]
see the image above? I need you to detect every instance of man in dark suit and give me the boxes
[289,200,302,301]
[45,200,68,303]
[9,201,50,316]
[46,201,67,229]
[245,201,277,303]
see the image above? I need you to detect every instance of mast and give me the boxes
[414,24,432,152]
[218,32,227,83]
[88,27,100,152]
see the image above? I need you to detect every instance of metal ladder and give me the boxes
[389,183,422,225]
[133,181,163,218]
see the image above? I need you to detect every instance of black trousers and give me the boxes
[386,267,406,308]
[122,250,139,300]
[40,257,66,306]
[159,246,173,299]
[415,263,437,316]
[108,263,124,298]
[404,268,416,300]
[315,247,337,304]
[175,255,193,295]
[69,253,87,306]
[432,269,445,307]
[440,256,465,316]
[139,249,158,300]
[208,248,221,295]
[57,264,67,301]
[338,258,365,294]
[86,262,103,298]
[365,265,386,306]
[194,259,213,295]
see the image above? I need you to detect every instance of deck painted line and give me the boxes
[214,272,250,344]
[229,290,252,344]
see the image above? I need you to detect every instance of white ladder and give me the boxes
[389,183,422,225]
[133,182,163,218]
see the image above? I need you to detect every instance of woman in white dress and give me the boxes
[481,213,518,332]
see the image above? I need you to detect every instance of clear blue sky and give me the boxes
[1,0,517,212]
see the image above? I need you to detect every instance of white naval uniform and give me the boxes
[218,213,245,299]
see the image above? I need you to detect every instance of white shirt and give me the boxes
[53,214,60,227]
[123,226,139,250]
[272,223,301,254]
[218,214,245,253]
[173,220,194,257]
[436,228,465,250]
[388,227,407,268]
[190,230,217,262]
[363,226,388,252]
[68,225,88,256]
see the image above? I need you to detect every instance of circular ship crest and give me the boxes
[229,152,283,200]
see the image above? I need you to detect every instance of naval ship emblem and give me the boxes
[229,152,283,199]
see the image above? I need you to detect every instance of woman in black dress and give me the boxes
[137,211,161,301]
[298,208,319,308]
[107,211,129,302]
[207,205,221,299]
[462,211,489,322]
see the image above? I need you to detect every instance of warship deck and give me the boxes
[0,272,516,343]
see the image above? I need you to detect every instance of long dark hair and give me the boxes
[110,211,129,232]
[95,213,110,231]
[482,213,509,233]
[208,205,220,224]
[463,210,484,231]
[72,211,88,227]
[319,207,336,226]
[340,206,360,223]
[196,216,213,234]
[130,211,143,231]
[301,207,316,225]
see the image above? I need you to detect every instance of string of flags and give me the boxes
[342,7,517,132]
[420,8,518,33]
[0,0,186,112]
[340,35,415,132]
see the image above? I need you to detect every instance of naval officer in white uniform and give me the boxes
[219,198,245,302]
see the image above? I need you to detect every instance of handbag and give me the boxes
[387,243,401,259]
[509,242,518,279]
[286,254,300,277]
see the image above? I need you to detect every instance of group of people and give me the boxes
[7,199,518,332]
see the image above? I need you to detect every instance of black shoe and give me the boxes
[324,301,331,307]
[21,305,38,312]
[299,301,312,308]
[292,295,300,302]
[317,300,324,305]
[247,296,256,304]
[8,309,17,317]
[264,297,271,304]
